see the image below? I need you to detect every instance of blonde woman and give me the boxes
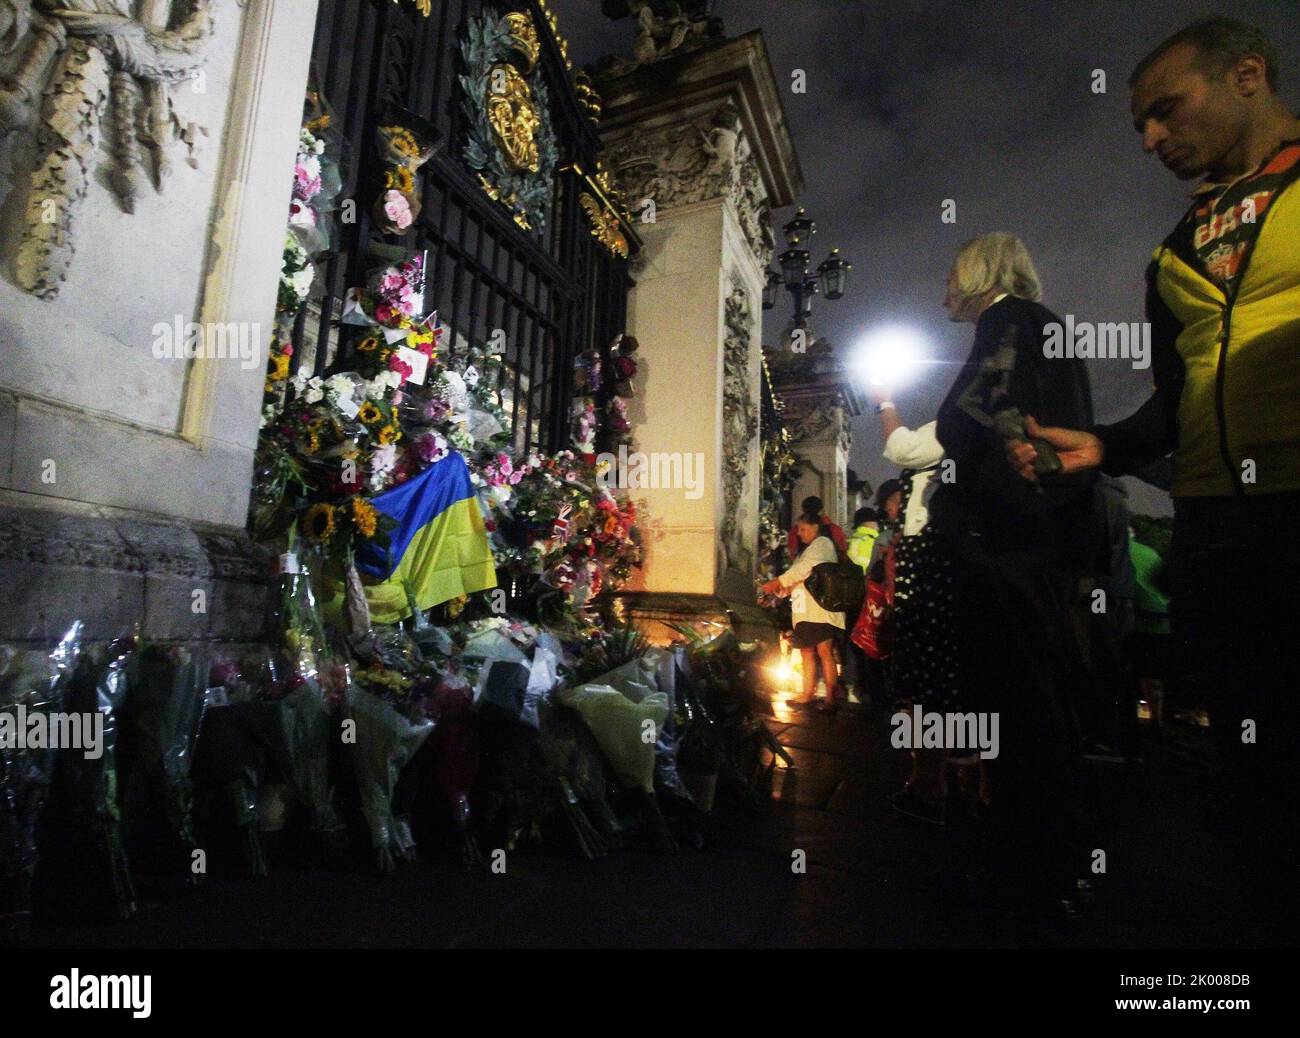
[928,232,1098,912]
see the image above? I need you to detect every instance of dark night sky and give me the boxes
[556,1,1300,517]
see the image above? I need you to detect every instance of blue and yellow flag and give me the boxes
[353,451,497,623]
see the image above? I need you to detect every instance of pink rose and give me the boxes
[382,190,413,230]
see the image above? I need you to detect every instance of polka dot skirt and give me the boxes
[892,487,963,709]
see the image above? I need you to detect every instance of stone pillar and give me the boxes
[766,340,864,532]
[593,28,801,640]
[0,0,320,644]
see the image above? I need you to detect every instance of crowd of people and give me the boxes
[762,16,1300,926]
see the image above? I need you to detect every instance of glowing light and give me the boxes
[852,325,928,391]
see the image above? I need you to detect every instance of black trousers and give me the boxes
[949,535,1087,898]
[1167,491,1300,917]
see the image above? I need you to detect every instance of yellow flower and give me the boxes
[268,351,291,381]
[447,594,468,619]
[385,165,414,193]
[382,126,421,159]
[305,428,321,454]
[351,497,378,538]
[358,402,382,426]
[377,424,401,446]
[357,335,381,353]
[302,503,335,541]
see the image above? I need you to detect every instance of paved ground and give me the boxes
[14,696,1283,949]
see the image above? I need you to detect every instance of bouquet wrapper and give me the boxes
[646,648,691,801]
[121,645,209,881]
[521,635,561,731]
[192,699,292,878]
[554,664,668,795]
[431,685,480,862]
[475,660,530,724]
[0,627,74,936]
[461,627,528,664]
[33,629,142,921]
[536,696,621,851]
[281,677,341,833]
[345,685,433,871]
[343,561,374,645]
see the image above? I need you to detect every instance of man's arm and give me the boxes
[1089,259,1184,475]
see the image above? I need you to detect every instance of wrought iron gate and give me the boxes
[293,0,637,454]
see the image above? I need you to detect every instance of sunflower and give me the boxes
[351,497,378,538]
[377,423,401,446]
[356,335,381,353]
[358,401,382,425]
[302,503,336,541]
[267,351,291,381]
[384,165,414,193]
[382,126,421,159]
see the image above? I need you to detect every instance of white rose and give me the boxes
[325,373,354,401]
[291,266,315,297]
[303,377,325,404]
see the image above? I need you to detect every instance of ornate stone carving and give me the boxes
[596,1,723,76]
[781,397,847,448]
[605,99,773,265]
[720,280,757,574]
[0,0,216,299]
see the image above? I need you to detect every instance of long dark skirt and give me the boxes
[892,524,962,710]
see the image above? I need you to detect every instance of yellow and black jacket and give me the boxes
[1094,139,1300,498]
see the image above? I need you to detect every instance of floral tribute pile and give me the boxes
[0,97,773,934]
[230,97,755,874]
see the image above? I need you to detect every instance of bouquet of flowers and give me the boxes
[118,641,210,887]
[0,625,79,936]
[372,123,437,236]
[25,629,140,921]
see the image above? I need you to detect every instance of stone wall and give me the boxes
[0,0,319,644]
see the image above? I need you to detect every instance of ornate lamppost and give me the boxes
[761,207,851,349]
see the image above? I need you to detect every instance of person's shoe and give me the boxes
[887,787,947,826]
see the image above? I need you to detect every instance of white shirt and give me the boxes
[778,535,845,629]
[884,421,944,537]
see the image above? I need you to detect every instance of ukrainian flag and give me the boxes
[351,451,497,623]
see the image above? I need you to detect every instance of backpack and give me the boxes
[805,542,866,614]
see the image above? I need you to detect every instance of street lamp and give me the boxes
[762,207,851,332]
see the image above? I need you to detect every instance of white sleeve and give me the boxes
[779,536,834,588]
[883,420,944,469]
